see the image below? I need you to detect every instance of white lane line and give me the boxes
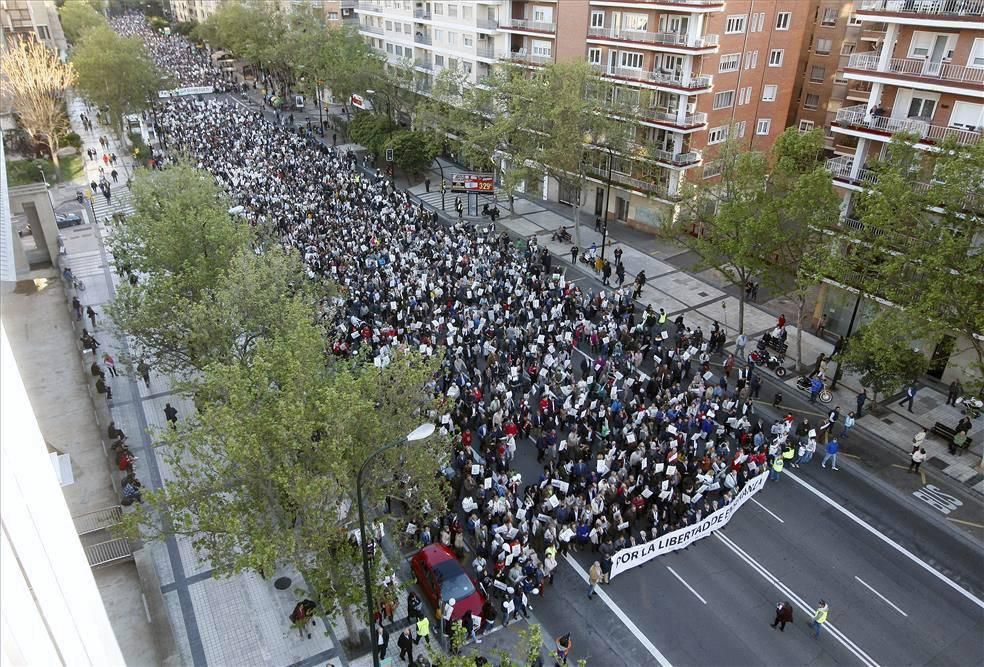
[564,554,673,667]
[751,498,785,523]
[715,532,880,667]
[666,566,707,604]
[854,577,908,618]
[786,470,984,611]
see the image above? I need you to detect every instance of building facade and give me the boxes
[0,0,67,56]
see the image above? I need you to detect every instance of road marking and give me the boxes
[666,566,707,604]
[563,554,673,666]
[751,498,784,523]
[840,452,862,460]
[947,517,984,530]
[912,483,964,515]
[715,533,880,667]
[890,464,927,485]
[786,470,984,611]
[854,576,908,617]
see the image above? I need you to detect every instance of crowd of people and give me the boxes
[151,93,794,639]
[110,14,228,90]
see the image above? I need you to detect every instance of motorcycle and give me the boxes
[796,375,832,403]
[551,226,572,243]
[955,395,982,419]
[749,349,787,377]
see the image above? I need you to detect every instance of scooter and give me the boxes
[551,226,573,243]
[955,395,982,419]
[749,349,787,377]
[796,375,832,403]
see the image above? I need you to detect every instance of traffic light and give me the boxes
[386,148,394,162]
[441,179,447,194]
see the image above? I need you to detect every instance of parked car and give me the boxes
[409,544,485,622]
[56,212,83,228]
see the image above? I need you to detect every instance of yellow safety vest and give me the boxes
[772,458,784,473]
[815,607,828,624]
[659,312,667,324]
[416,617,430,636]
[782,448,795,461]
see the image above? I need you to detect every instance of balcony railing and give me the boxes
[414,33,432,45]
[413,9,431,19]
[857,0,984,17]
[835,104,982,146]
[592,64,713,90]
[586,165,677,199]
[589,0,724,6]
[846,53,984,85]
[476,18,499,30]
[648,147,703,166]
[826,156,879,185]
[501,18,557,33]
[358,1,383,12]
[587,26,719,48]
[504,51,553,65]
[842,217,886,237]
[359,23,384,35]
[632,107,708,127]
[475,46,497,59]
[414,59,433,71]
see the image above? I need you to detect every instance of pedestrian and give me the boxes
[615,261,625,287]
[397,628,414,663]
[86,305,97,328]
[769,453,784,481]
[908,446,926,473]
[810,600,829,639]
[480,598,497,635]
[455,196,463,220]
[821,439,840,470]
[856,389,868,417]
[771,601,793,631]
[102,352,118,377]
[633,270,647,299]
[595,216,602,232]
[461,608,481,644]
[414,615,430,645]
[815,313,828,337]
[735,333,748,361]
[111,168,118,183]
[137,359,151,388]
[898,384,918,413]
[602,260,612,286]
[794,437,816,467]
[424,177,430,193]
[951,429,969,455]
[164,402,178,428]
[832,335,846,357]
[443,598,456,639]
[587,561,602,598]
[95,376,112,400]
[407,590,423,621]
[809,376,824,404]
[570,245,578,264]
[502,591,516,625]
[946,380,962,406]
[771,392,783,409]
[71,296,83,320]
[375,622,390,660]
[556,633,572,665]
[750,373,761,399]
[841,411,855,439]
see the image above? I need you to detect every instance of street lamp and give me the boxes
[600,146,614,263]
[357,422,436,667]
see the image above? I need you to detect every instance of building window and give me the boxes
[37,25,50,39]
[434,29,444,41]
[448,32,457,46]
[433,3,443,14]
[744,50,758,70]
[970,38,984,68]
[735,120,746,138]
[756,118,771,135]
[820,7,838,26]
[328,11,338,19]
[725,15,747,34]
[532,40,552,57]
[447,4,457,18]
[708,126,728,145]
[534,7,553,23]
[810,65,826,82]
[620,51,644,69]
[588,48,601,65]
[738,86,752,105]
[464,36,473,47]
[804,93,820,110]
[719,53,740,73]
[753,12,766,32]
[762,84,777,101]
[713,90,735,110]
[703,162,723,179]
[815,38,832,55]
[462,5,472,20]
[435,54,445,66]
[386,43,394,54]
[799,119,815,133]
[848,14,862,25]
[775,11,791,30]
[841,43,856,56]
[385,20,393,30]
[768,49,783,67]
[590,11,605,28]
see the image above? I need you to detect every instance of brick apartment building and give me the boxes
[357,0,807,231]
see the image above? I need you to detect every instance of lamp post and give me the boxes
[600,147,613,262]
[357,423,436,667]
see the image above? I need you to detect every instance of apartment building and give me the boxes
[818,0,983,376]
[171,0,222,23]
[324,0,359,25]
[0,0,67,55]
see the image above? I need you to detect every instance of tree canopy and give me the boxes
[58,0,108,44]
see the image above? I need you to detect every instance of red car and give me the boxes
[410,544,485,622]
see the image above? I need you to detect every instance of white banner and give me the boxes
[610,470,770,578]
[158,85,215,98]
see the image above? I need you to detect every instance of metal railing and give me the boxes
[590,0,725,5]
[413,9,431,19]
[587,27,719,48]
[73,506,123,536]
[504,51,553,65]
[414,59,433,71]
[501,18,557,33]
[476,18,499,30]
[632,108,708,127]
[475,46,497,59]
[857,0,984,17]
[585,164,677,199]
[825,156,879,185]
[835,104,981,146]
[846,53,984,85]
[635,145,702,165]
[358,1,383,12]
[85,538,133,569]
[592,64,712,89]
[359,23,384,35]
[414,33,432,45]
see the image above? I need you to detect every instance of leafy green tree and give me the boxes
[317,25,383,106]
[389,130,439,177]
[71,25,165,133]
[58,0,108,43]
[123,313,448,645]
[348,111,397,158]
[840,310,930,409]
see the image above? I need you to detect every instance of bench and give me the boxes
[765,337,788,356]
[932,421,973,451]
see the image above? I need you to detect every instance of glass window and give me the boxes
[804,94,820,110]
[435,54,444,66]
[769,49,783,67]
[588,48,602,65]
[725,15,746,34]
[464,36,473,47]
[708,126,728,144]
[462,5,472,20]
[622,13,648,31]
[810,65,826,82]
[591,11,605,29]
[762,84,777,101]
[816,38,832,55]
[756,118,771,135]
[713,90,735,110]
[744,50,758,70]
[719,53,740,73]
[841,43,856,56]
[448,4,457,18]
[775,12,791,30]
[433,3,443,14]
[620,51,644,69]
[735,121,746,138]
[821,7,838,26]
[799,119,815,132]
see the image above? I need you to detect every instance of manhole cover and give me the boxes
[274,577,292,590]
[697,291,709,297]
[881,418,894,424]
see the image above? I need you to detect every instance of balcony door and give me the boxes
[924,35,949,76]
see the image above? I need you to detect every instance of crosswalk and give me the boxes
[87,187,135,224]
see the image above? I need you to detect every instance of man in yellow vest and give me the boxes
[811,600,829,639]
[770,455,784,481]
[782,443,795,467]
[414,615,430,646]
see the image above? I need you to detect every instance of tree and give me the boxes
[389,130,439,177]
[840,310,930,409]
[680,136,776,334]
[501,61,628,249]
[1,37,77,167]
[122,312,448,646]
[58,0,107,44]
[348,111,397,158]
[71,26,165,134]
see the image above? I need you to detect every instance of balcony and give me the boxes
[413,9,431,19]
[648,147,702,166]
[587,27,719,50]
[586,164,678,200]
[414,32,432,45]
[357,1,383,12]
[588,0,725,10]
[632,107,708,129]
[504,50,553,66]
[834,104,982,147]
[414,59,433,71]
[826,156,879,185]
[500,18,557,33]
[857,0,984,18]
[846,53,984,88]
[359,23,384,35]
[592,64,713,91]
[475,45,498,59]
[476,18,499,30]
